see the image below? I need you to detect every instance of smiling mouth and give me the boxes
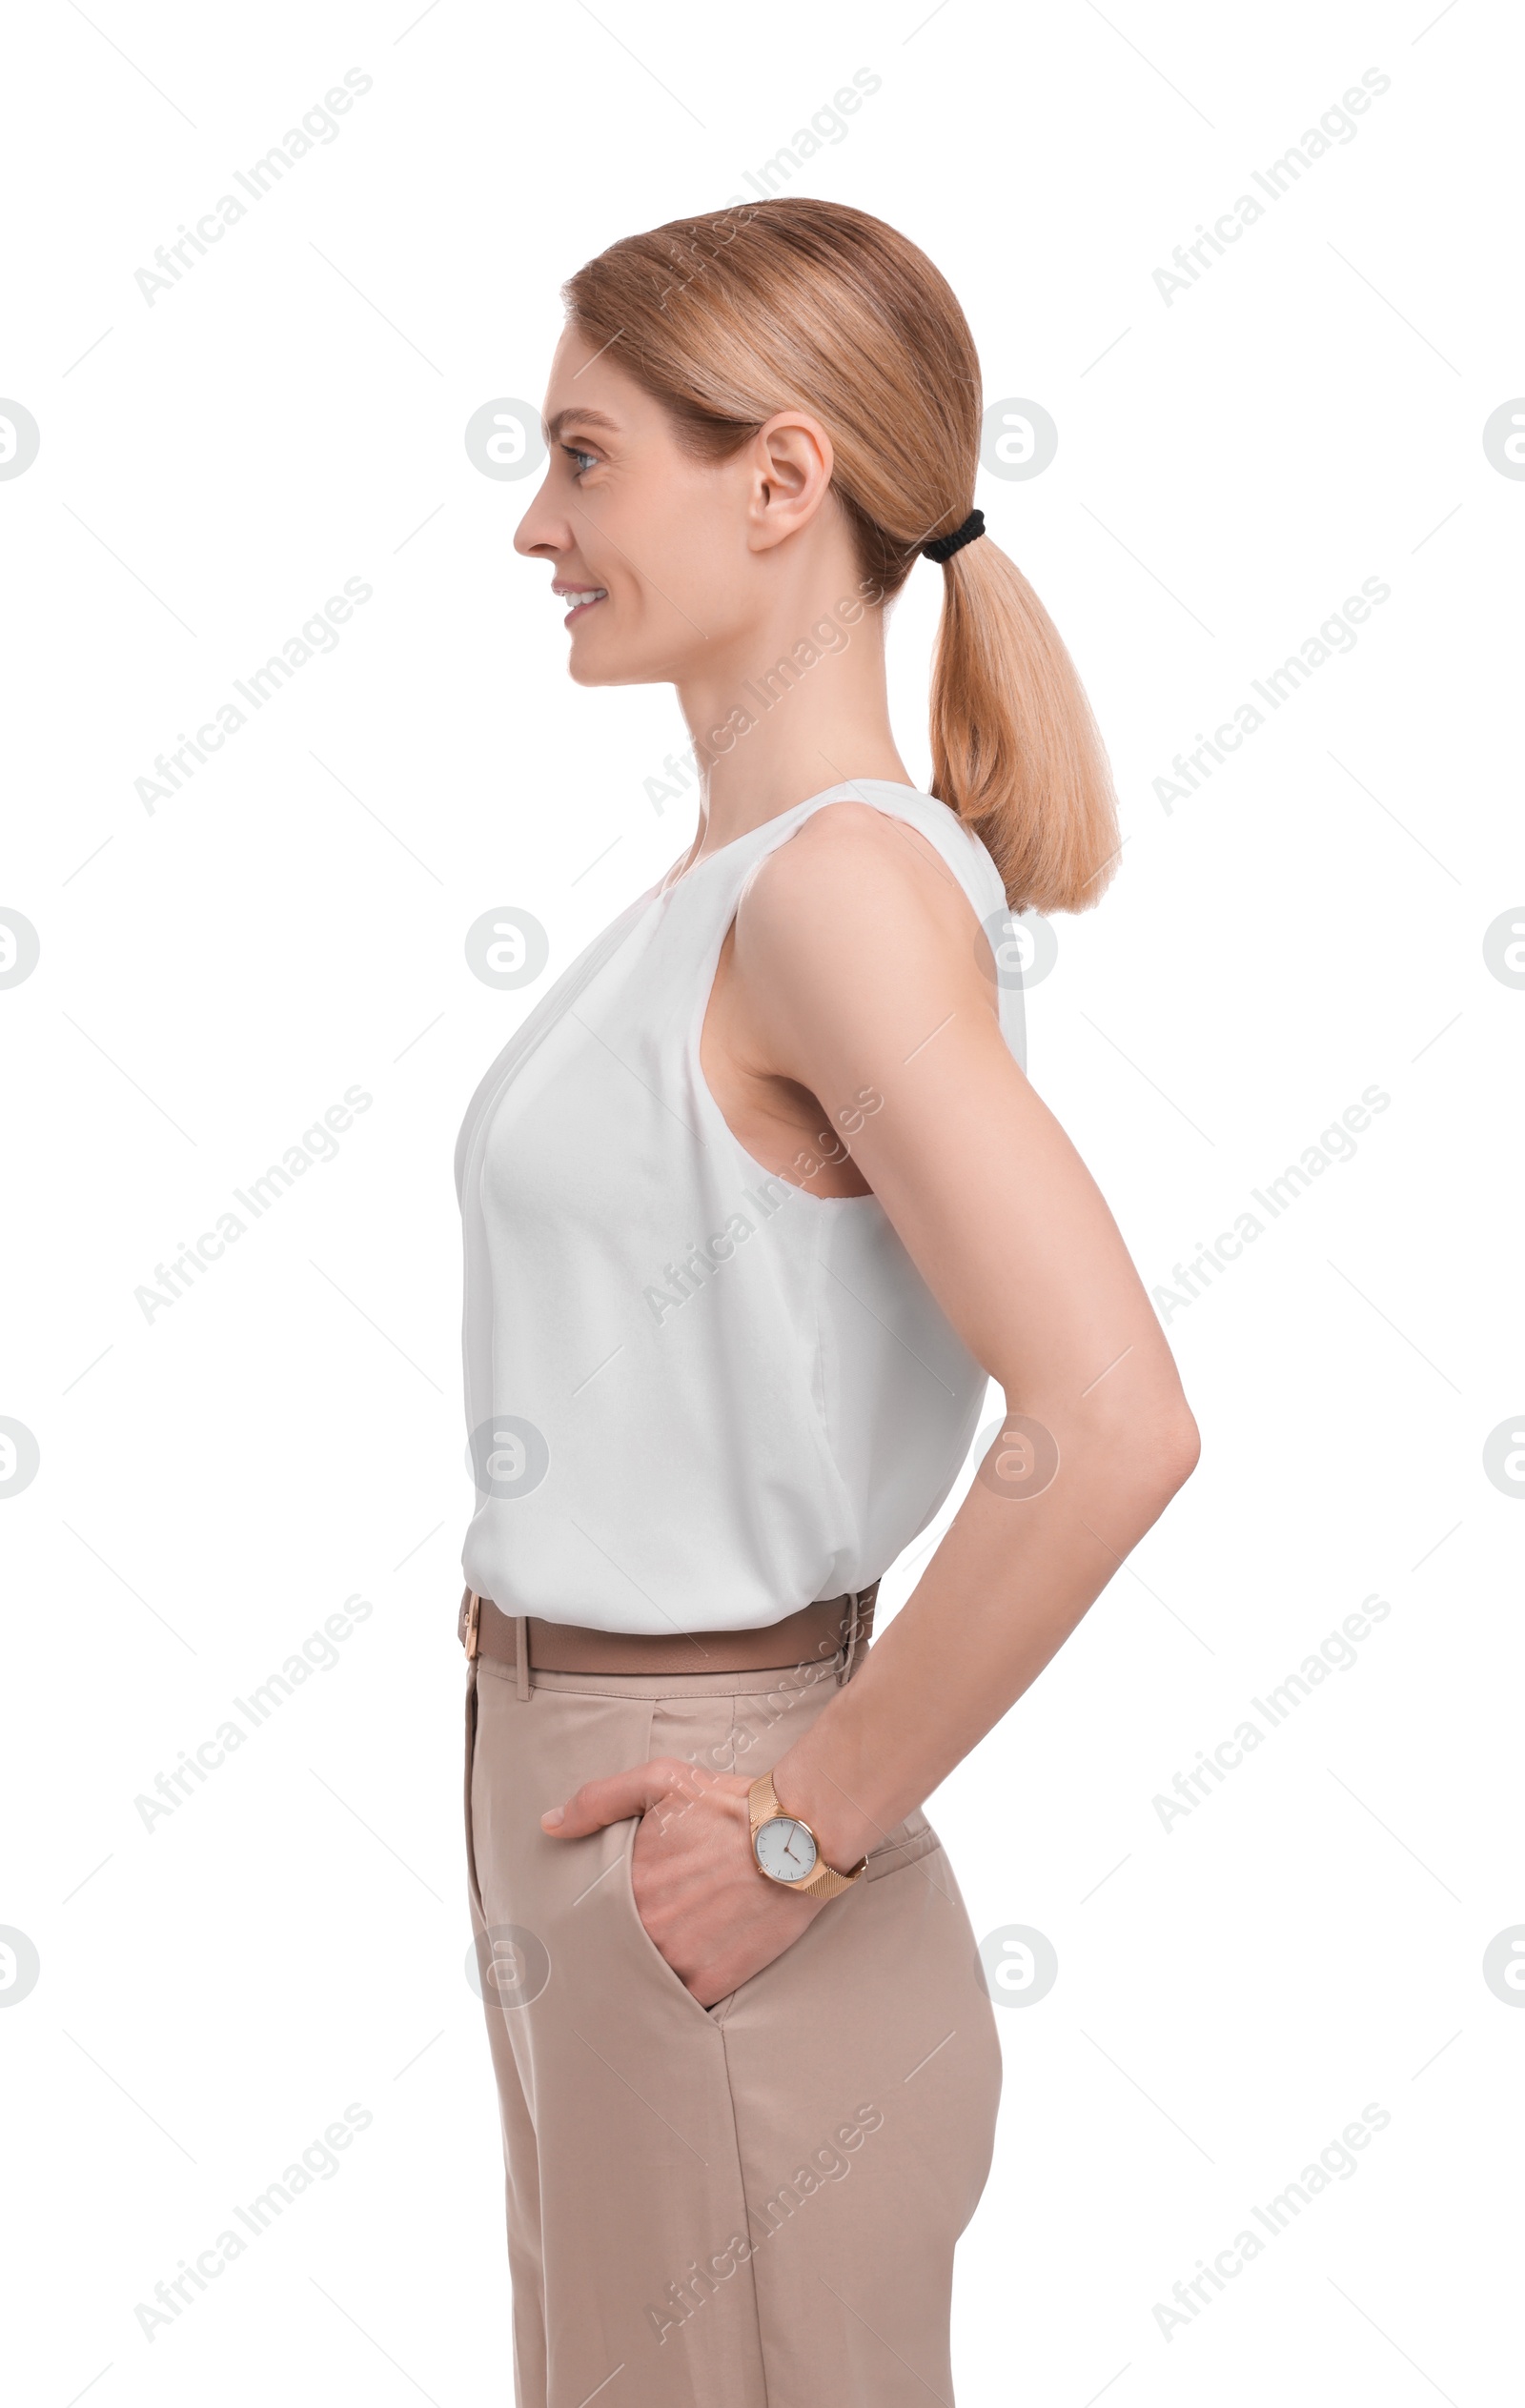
[554,585,608,624]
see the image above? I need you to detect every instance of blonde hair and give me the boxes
[564,198,1121,915]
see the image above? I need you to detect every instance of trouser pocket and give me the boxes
[614,1802,727,2033]
[864,1810,944,1881]
[462,1662,487,1931]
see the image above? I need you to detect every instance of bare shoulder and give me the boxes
[737,798,983,972]
[728,797,1000,1076]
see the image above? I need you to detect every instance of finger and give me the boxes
[541,1758,693,1837]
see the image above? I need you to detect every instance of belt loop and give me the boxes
[514,1613,531,1703]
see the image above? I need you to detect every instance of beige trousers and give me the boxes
[464,1627,1002,2408]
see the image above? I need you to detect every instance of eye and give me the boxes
[561,444,600,477]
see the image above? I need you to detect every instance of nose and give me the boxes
[514,476,568,561]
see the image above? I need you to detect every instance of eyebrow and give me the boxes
[544,406,621,444]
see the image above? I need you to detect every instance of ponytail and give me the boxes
[930,535,1121,915]
[566,197,1122,915]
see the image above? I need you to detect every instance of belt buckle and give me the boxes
[464,1589,482,1662]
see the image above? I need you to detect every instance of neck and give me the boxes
[672,593,913,868]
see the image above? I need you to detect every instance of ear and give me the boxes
[744,412,835,554]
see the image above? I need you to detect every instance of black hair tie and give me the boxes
[921,508,985,564]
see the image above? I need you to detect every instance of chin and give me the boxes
[567,649,632,689]
[567,637,671,691]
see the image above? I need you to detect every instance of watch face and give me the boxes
[755,1814,819,1884]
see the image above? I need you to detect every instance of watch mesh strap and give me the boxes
[793,1853,867,1901]
[748,1771,867,1900]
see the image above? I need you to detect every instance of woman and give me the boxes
[456,197,1199,2408]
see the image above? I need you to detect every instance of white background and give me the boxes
[2,2,1521,2401]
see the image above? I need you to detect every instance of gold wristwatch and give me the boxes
[748,1770,867,1901]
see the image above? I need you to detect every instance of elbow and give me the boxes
[1161,1400,1202,1496]
[1077,1386,1201,1520]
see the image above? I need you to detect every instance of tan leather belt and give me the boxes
[458,1582,878,1686]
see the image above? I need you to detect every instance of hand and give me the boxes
[540,1757,826,2007]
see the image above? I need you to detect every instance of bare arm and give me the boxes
[730,803,1200,1866]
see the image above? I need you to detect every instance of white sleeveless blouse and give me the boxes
[455,780,1027,1633]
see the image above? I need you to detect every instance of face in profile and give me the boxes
[513,327,765,691]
